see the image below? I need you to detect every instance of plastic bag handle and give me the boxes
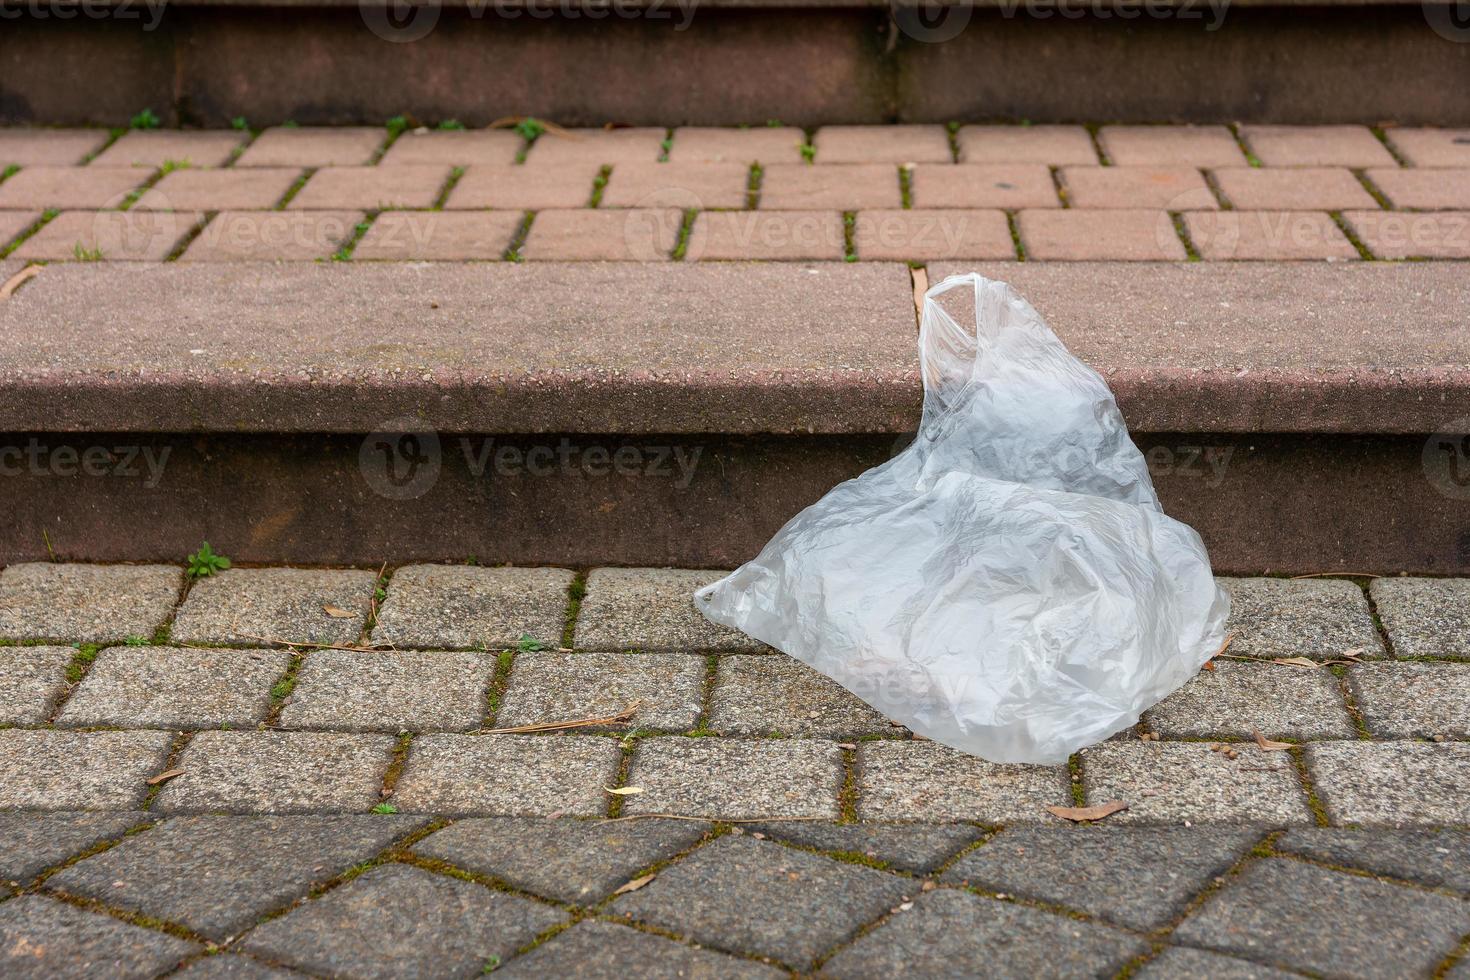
[917,272,993,419]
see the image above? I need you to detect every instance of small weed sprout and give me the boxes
[186,541,231,579]
[130,108,161,130]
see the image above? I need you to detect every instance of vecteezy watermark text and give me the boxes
[359,0,698,43]
[0,0,168,28]
[0,440,171,487]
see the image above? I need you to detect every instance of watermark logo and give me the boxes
[359,0,441,42]
[1424,0,1470,41]
[360,418,442,500]
[1424,419,1470,500]
[359,0,698,42]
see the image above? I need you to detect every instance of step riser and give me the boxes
[5,6,1468,126]
[3,431,1465,573]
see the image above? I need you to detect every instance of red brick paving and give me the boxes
[90,131,244,168]
[235,128,386,168]
[0,167,150,210]
[1059,167,1217,210]
[180,210,363,261]
[0,210,40,248]
[522,129,666,167]
[1211,167,1380,211]
[1341,210,1470,259]
[1365,168,1470,210]
[521,208,682,261]
[377,130,522,167]
[351,211,522,261]
[852,209,1013,261]
[0,129,110,166]
[12,210,202,261]
[1019,209,1185,260]
[908,164,1059,209]
[668,127,806,165]
[1097,125,1246,168]
[1382,128,1470,168]
[444,165,601,210]
[759,164,902,210]
[600,163,750,210]
[813,125,952,164]
[138,168,302,211]
[286,166,452,210]
[686,210,844,261]
[1183,210,1359,261]
[1238,125,1396,168]
[955,125,1097,165]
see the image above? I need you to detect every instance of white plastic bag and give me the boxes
[696,272,1229,765]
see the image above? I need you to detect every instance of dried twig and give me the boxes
[600,813,829,824]
[1290,571,1381,580]
[231,631,390,654]
[0,264,41,300]
[470,702,642,735]
[486,116,576,138]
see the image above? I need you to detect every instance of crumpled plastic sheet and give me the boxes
[697,272,1229,764]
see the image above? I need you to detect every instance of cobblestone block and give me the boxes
[0,811,145,882]
[57,646,289,729]
[1183,210,1359,260]
[521,208,681,260]
[758,163,901,209]
[0,895,199,978]
[0,562,181,644]
[744,821,982,873]
[1019,208,1185,260]
[1174,857,1470,978]
[601,162,750,209]
[687,209,844,261]
[1135,946,1310,980]
[1142,660,1354,739]
[350,210,521,260]
[497,651,705,731]
[1060,166,1217,209]
[613,834,908,970]
[708,654,892,736]
[0,646,74,724]
[154,732,395,814]
[137,167,302,211]
[1370,576,1470,657]
[444,163,601,209]
[49,815,424,938]
[0,166,150,209]
[0,730,172,809]
[1348,662,1470,738]
[1306,741,1470,826]
[1239,124,1397,167]
[91,130,244,168]
[1081,741,1312,825]
[377,129,521,167]
[181,210,362,261]
[234,127,385,167]
[414,816,709,904]
[240,863,564,978]
[0,129,110,166]
[524,128,665,166]
[858,740,1071,822]
[1211,166,1378,211]
[668,126,805,165]
[171,956,306,979]
[497,919,784,979]
[286,165,452,210]
[822,888,1147,979]
[1366,167,1470,209]
[625,737,843,819]
[1219,576,1384,659]
[280,650,496,733]
[909,163,1061,208]
[576,568,764,651]
[12,209,201,261]
[393,734,619,816]
[371,564,574,650]
[813,125,952,164]
[1098,125,1246,167]
[170,566,376,646]
[851,209,1014,260]
[956,124,1099,165]
[1384,127,1470,167]
[1343,210,1470,259]
[941,827,1259,930]
[1276,827,1470,892]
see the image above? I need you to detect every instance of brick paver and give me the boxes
[1239,124,1397,167]
[576,567,765,651]
[625,737,844,818]
[956,124,1098,165]
[499,920,783,979]
[1211,166,1379,211]
[669,125,805,165]
[280,649,496,732]
[0,730,173,809]
[350,210,521,260]
[1277,827,1470,892]
[1098,125,1246,167]
[0,646,74,725]
[0,129,110,166]
[1384,127,1470,167]
[813,124,952,164]
[1082,740,1313,825]
[600,161,750,209]
[377,128,522,167]
[0,896,199,977]
[1370,576,1470,657]
[1306,741,1470,825]
[180,210,363,261]
[858,740,1070,822]
[1061,166,1217,209]
[908,163,1059,208]
[748,821,982,873]
[687,209,845,261]
[1184,210,1360,260]
[139,167,302,211]
[170,566,376,646]
[234,126,385,167]
[444,163,601,209]
[497,650,705,731]
[287,164,452,210]
[523,128,665,167]
[1220,576,1385,659]
[371,564,574,651]
[91,130,244,168]
[12,209,202,261]
[1018,208,1185,260]
[758,163,902,209]
[708,653,893,736]
[1143,659,1354,739]
[56,646,290,729]
[0,209,38,248]
[0,166,150,209]
[520,208,681,261]
[0,562,182,643]
[392,733,619,816]
[1367,167,1470,209]
[1344,210,1470,258]
[0,811,145,881]
[1348,661,1470,738]
[851,208,1014,260]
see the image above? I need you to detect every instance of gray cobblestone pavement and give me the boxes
[0,564,1466,977]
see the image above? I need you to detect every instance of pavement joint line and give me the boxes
[1286,745,1333,828]
[1171,212,1203,262]
[1201,168,1232,209]
[331,211,376,262]
[1085,122,1109,166]
[605,735,640,818]
[504,209,535,261]
[1332,209,1377,261]
[21,817,158,892]
[898,164,913,210]
[360,562,392,643]
[0,209,57,259]
[1360,576,1400,659]
[1006,209,1026,259]
[1329,663,1376,740]
[1271,848,1470,902]
[365,125,397,166]
[745,162,763,209]
[141,730,196,810]
[220,126,259,168]
[1352,167,1394,211]
[1228,122,1263,168]
[670,208,697,261]
[377,732,414,806]
[945,120,960,163]
[927,826,1000,878]
[692,653,720,731]
[1050,164,1069,208]
[430,166,464,210]
[482,649,516,726]
[588,165,611,208]
[163,211,211,262]
[836,744,860,823]
[657,126,674,163]
[1371,125,1411,168]
[1436,930,1470,979]
[273,167,316,210]
[261,652,306,726]
[39,882,214,948]
[79,128,124,166]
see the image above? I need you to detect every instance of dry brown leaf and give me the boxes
[1045,801,1128,822]
[0,265,41,300]
[613,873,656,895]
[147,769,185,786]
[605,786,644,796]
[1253,731,1292,752]
[1200,660,1216,672]
[322,605,354,619]
[1272,657,1320,669]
